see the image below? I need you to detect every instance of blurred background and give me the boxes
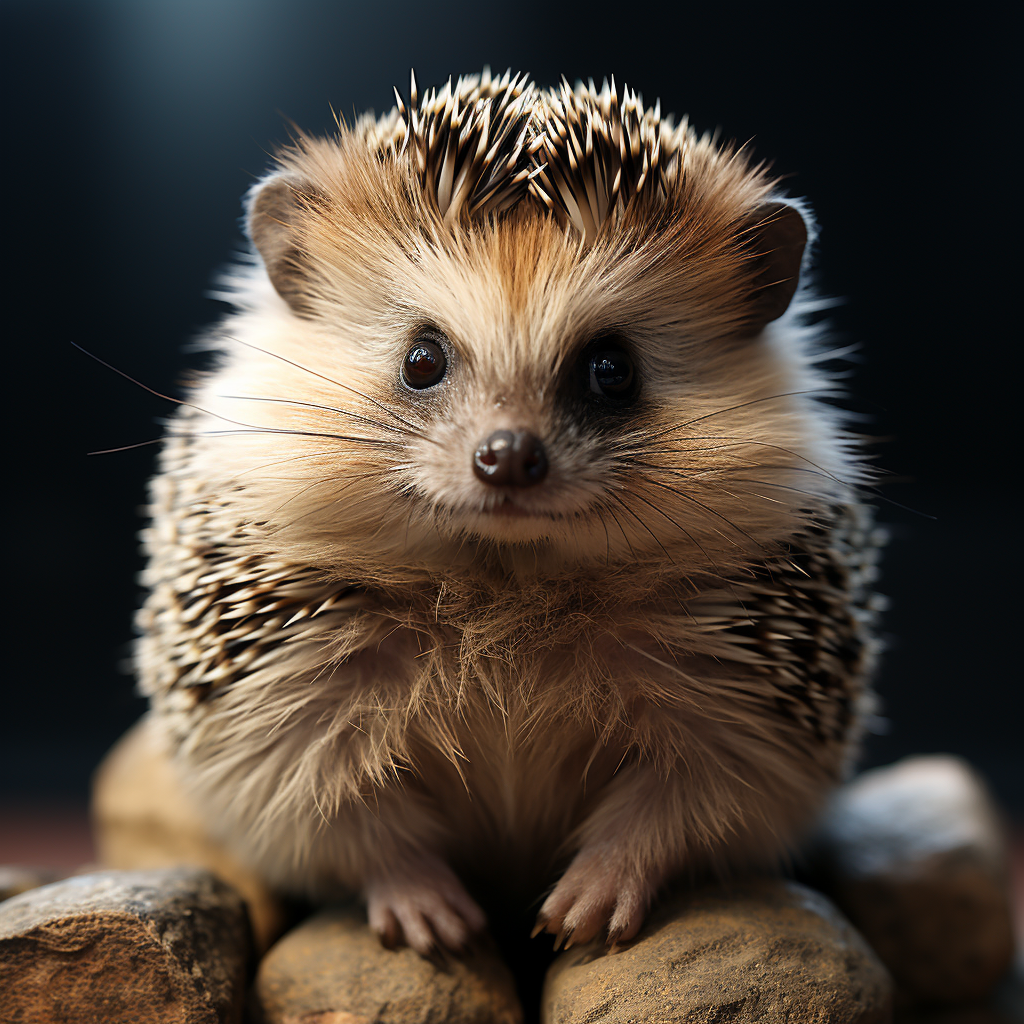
[1,1,1017,866]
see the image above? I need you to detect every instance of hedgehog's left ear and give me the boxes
[739,201,809,335]
[246,172,324,317]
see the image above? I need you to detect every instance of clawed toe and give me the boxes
[533,849,652,950]
[365,861,486,956]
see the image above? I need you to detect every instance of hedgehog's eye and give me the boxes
[402,337,447,389]
[587,344,636,400]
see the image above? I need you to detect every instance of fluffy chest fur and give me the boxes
[140,421,880,889]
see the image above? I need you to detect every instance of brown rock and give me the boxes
[0,866,250,1024]
[0,865,62,902]
[542,879,893,1024]
[813,756,1016,1004]
[253,904,523,1024]
[92,713,288,953]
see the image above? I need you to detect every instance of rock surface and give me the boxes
[542,879,893,1024]
[253,904,523,1024]
[0,865,62,902]
[0,866,250,1024]
[92,713,288,953]
[812,755,1016,1004]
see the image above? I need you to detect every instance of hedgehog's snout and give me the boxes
[473,429,548,487]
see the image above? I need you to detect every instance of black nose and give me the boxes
[473,429,548,487]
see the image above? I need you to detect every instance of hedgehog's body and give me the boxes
[138,72,882,953]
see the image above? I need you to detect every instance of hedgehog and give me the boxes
[136,69,884,956]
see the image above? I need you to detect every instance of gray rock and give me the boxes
[541,879,893,1023]
[0,865,62,903]
[812,756,1016,1004]
[252,904,523,1024]
[0,866,250,1024]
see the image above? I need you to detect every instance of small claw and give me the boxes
[553,927,570,951]
[423,942,450,972]
[530,917,547,940]
[606,926,634,955]
[365,858,485,956]
[374,907,401,950]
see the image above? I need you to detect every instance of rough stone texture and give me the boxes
[0,865,62,902]
[253,904,523,1024]
[541,879,893,1024]
[812,755,1016,1005]
[0,867,250,1024]
[93,713,288,953]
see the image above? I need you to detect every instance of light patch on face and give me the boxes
[359,222,637,548]
[405,387,617,545]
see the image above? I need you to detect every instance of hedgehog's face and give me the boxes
[397,321,640,546]
[357,214,812,568]
[198,80,852,578]
[385,248,646,550]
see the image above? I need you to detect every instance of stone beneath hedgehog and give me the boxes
[136,70,884,956]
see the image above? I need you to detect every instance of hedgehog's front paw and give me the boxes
[365,854,486,956]
[534,845,653,950]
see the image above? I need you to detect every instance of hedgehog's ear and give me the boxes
[739,201,809,335]
[246,173,323,316]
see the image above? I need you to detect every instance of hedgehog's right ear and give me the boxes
[246,173,323,317]
[738,200,810,335]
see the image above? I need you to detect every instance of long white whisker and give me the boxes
[218,394,416,438]
[223,334,437,442]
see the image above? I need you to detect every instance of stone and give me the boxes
[92,713,288,953]
[0,866,250,1024]
[253,904,523,1024]
[811,755,1016,1004]
[0,865,62,902]
[541,879,893,1023]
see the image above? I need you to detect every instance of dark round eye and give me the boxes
[402,338,447,389]
[588,347,635,398]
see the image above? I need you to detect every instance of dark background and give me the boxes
[3,2,1018,819]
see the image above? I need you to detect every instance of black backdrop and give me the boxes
[3,2,1018,813]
